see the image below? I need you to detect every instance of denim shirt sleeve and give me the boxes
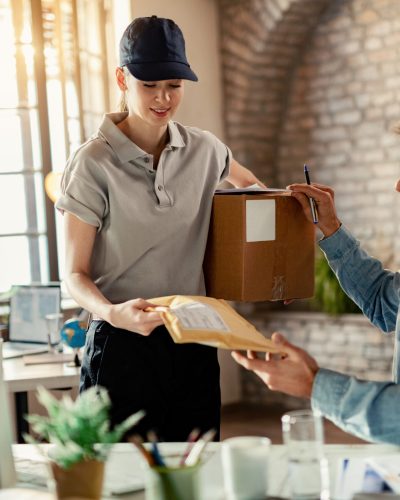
[312,368,400,444]
[319,225,400,333]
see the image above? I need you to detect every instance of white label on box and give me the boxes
[171,302,230,332]
[246,199,276,242]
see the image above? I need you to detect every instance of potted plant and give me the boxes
[312,249,361,315]
[25,386,144,499]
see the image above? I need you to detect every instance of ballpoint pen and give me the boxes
[147,431,166,467]
[304,164,318,224]
[128,435,155,467]
[184,428,216,467]
[179,427,201,466]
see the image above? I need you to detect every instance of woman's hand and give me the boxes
[287,182,341,237]
[106,298,164,335]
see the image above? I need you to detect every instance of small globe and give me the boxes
[60,319,86,349]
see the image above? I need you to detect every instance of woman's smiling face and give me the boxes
[122,71,184,127]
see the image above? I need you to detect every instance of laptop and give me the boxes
[3,284,61,359]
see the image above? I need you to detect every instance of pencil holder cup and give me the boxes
[145,461,201,500]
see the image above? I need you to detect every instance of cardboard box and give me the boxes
[204,192,315,302]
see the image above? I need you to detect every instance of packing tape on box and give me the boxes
[271,238,287,300]
[271,275,286,300]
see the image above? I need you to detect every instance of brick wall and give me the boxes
[219,0,400,406]
[277,0,400,268]
[219,0,331,182]
[219,0,400,268]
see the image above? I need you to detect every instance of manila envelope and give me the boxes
[147,295,285,354]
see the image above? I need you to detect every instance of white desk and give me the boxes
[10,442,400,499]
[3,357,80,443]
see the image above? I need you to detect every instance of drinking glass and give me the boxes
[45,312,64,353]
[282,409,330,500]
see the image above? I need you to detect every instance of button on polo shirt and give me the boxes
[56,112,232,303]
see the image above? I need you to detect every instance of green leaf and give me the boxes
[26,386,145,468]
[312,249,361,315]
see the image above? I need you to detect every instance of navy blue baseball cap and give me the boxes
[119,16,198,82]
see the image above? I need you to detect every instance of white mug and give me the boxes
[222,436,271,500]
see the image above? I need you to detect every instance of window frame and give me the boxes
[0,0,119,293]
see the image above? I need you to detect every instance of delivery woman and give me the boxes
[56,15,265,441]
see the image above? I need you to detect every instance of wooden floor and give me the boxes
[220,403,366,444]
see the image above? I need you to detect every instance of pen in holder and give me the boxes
[132,429,215,500]
[145,459,201,500]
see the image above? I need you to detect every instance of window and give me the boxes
[0,0,122,293]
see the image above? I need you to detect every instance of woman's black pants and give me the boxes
[80,321,221,442]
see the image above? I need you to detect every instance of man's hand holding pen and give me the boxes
[303,165,318,224]
[287,182,342,238]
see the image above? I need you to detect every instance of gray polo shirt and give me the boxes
[56,112,231,303]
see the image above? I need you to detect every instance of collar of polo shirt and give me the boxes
[99,112,185,165]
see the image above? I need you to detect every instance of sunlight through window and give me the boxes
[0,0,122,293]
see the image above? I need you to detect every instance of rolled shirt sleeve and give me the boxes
[220,144,232,182]
[203,130,232,182]
[56,147,109,231]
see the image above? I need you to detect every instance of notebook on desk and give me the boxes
[3,284,61,360]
